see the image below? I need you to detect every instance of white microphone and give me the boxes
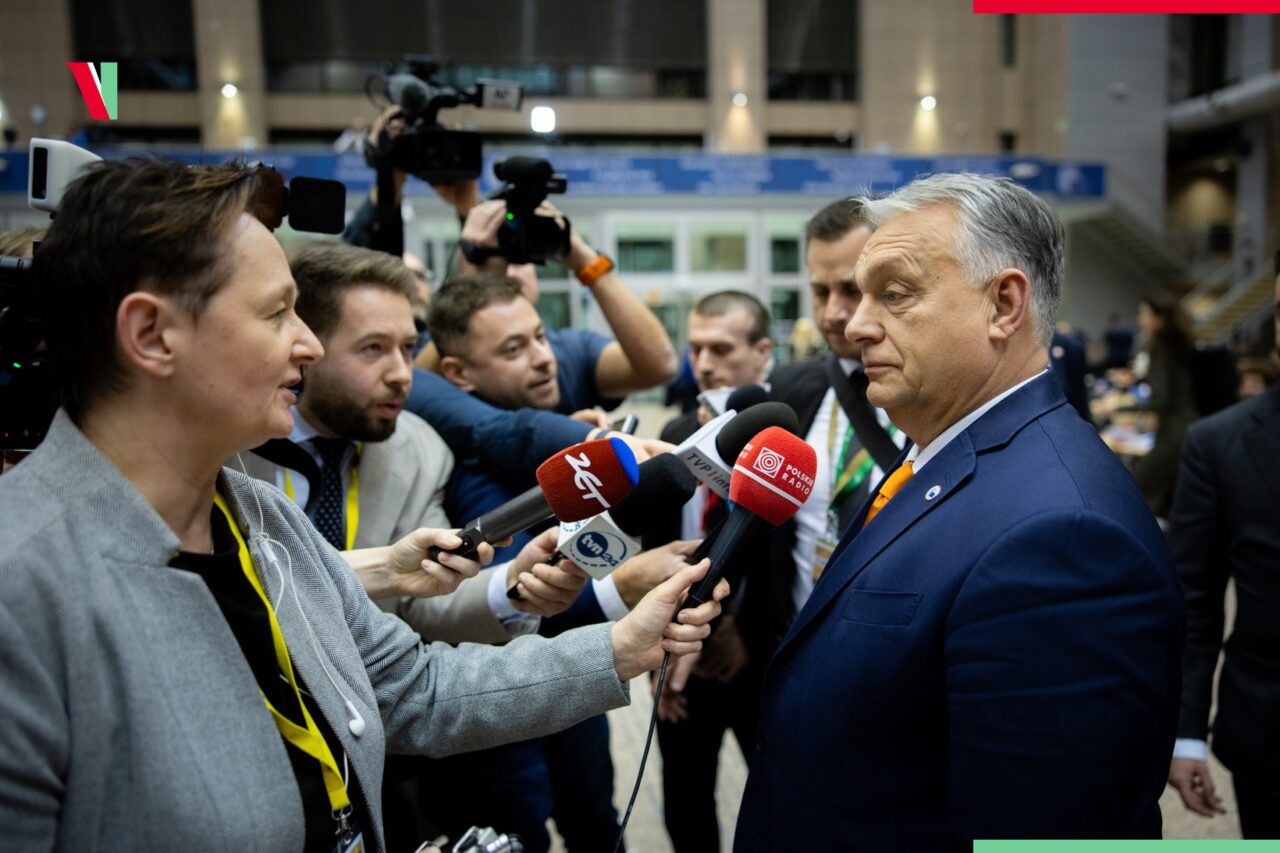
[554,454,698,579]
[674,402,800,498]
[555,512,643,581]
[673,410,736,498]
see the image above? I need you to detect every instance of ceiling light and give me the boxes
[221,83,239,99]
[732,92,749,108]
[919,95,937,111]
[530,105,556,134]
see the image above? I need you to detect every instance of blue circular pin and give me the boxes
[925,485,941,501]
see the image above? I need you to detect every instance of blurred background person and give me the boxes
[1235,355,1277,399]
[1133,291,1199,518]
[1167,260,1280,840]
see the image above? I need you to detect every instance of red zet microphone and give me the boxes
[429,437,640,561]
[679,426,817,611]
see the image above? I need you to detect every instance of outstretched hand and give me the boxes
[373,528,492,599]
[610,560,730,682]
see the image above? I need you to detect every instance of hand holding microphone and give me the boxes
[678,425,818,614]
[610,559,729,682]
[506,527,590,617]
[428,436,640,563]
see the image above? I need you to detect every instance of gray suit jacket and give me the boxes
[237,411,511,645]
[0,411,628,853]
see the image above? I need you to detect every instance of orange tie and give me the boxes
[862,461,914,527]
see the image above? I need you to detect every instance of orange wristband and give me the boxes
[575,253,614,287]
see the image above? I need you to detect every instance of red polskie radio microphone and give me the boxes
[428,437,640,562]
[679,426,817,612]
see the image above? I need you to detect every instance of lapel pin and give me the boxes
[925,485,941,501]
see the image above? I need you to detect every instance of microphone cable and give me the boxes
[613,521,725,849]
[613,649,671,853]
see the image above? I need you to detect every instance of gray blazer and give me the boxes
[0,411,628,852]
[237,411,512,645]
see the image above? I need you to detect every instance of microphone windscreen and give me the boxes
[536,437,640,522]
[714,402,800,464]
[730,426,817,526]
[725,384,770,413]
[608,454,698,536]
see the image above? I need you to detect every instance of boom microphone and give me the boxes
[680,426,816,611]
[429,437,639,561]
[555,454,698,579]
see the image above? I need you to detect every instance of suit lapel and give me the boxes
[775,371,1068,656]
[355,439,403,549]
[1244,386,1280,505]
[779,433,976,652]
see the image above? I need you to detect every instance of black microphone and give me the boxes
[712,402,799,467]
[725,383,770,412]
[609,454,698,538]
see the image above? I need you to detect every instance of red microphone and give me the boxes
[680,426,817,611]
[429,436,640,561]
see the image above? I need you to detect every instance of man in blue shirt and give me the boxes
[418,272,678,851]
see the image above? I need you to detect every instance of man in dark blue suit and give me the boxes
[735,173,1185,849]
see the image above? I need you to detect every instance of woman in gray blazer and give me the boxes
[0,157,722,853]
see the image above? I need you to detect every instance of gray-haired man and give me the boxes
[735,173,1183,849]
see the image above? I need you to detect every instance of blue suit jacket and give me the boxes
[735,373,1184,850]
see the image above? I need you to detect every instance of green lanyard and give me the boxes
[827,401,898,508]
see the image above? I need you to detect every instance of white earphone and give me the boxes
[236,456,367,741]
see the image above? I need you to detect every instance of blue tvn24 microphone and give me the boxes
[553,453,698,579]
[428,436,640,562]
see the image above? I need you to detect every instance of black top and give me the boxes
[169,506,362,851]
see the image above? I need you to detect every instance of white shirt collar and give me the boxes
[289,406,321,444]
[838,357,862,376]
[907,369,1049,472]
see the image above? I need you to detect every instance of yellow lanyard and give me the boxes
[212,493,352,815]
[283,444,361,551]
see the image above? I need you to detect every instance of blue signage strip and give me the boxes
[0,149,1105,201]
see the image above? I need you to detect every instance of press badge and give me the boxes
[812,510,841,581]
[335,813,364,853]
[335,831,364,853]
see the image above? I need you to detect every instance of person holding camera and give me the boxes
[0,157,727,853]
[344,108,671,485]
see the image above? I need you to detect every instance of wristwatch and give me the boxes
[575,253,615,287]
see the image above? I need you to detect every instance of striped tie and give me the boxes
[862,461,914,527]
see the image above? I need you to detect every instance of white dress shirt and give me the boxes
[284,408,357,510]
[791,358,904,616]
[906,369,1050,472]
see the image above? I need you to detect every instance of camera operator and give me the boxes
[1,226,48,474]
[343,109,665,486]
[0,157,728,853]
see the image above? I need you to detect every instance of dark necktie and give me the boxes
[311,437,351,550]
[251,438,322,512]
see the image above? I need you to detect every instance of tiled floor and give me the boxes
[548,675,749,853]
